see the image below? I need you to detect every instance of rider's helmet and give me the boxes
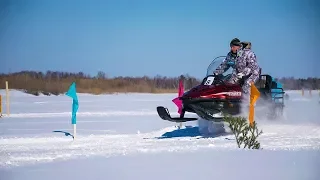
[230,38,241,47]
[229,38,242,59]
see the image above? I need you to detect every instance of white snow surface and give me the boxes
[0,90,320,180]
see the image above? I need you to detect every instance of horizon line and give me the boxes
[0,69,319,79]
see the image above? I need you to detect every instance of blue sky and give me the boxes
[0,0,319,78]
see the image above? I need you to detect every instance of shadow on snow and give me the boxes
[155,125,234,140]
[52,130,74,139]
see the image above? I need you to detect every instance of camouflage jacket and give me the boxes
[214,51,237,74]
[214,48,260,77]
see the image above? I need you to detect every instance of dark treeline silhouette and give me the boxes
[0,71,200,95]
[0,71,319,96]
[276,77,320,90]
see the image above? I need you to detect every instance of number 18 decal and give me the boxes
[204,76,215,85]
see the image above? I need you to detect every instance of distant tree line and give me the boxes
[0,71,318,96]
[276,77,320,90]
[0,71,199,95]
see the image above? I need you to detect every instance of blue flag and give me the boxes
[66,82,79,124]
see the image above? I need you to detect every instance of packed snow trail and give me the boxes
[1,123,320,168]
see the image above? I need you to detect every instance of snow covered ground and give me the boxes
[0,90,320,180]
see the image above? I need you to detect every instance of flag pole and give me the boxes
[73,124,76,140]
[249,83,260,126]
[172,78,184,128]
[66,82,79,140]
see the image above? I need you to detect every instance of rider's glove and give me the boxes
[236,72,244,79]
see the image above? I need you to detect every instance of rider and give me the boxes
[213,38,260,94]
[213,38,241,75]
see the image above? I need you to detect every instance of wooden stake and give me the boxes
[5,81,9,116]
[0,95,2,118]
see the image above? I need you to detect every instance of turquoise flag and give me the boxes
[66,82,79,124]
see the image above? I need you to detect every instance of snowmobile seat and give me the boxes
[255,74,273,99]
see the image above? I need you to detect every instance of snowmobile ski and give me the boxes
[156,106,198,122]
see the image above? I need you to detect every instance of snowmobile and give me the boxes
[156,56,286,122]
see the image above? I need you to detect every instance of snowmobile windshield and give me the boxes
[206,56,233,79]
